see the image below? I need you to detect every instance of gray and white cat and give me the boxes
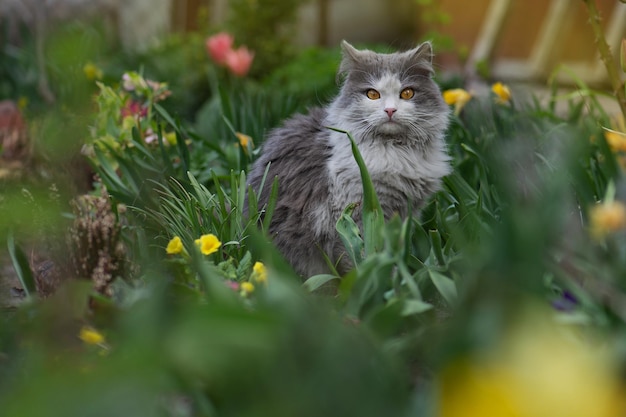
[246,41,451,277]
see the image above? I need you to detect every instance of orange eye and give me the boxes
[366,89,381,100]
[400,88,415,100]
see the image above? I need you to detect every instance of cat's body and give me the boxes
[247,41,451,277]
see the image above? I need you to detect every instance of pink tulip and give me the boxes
[206,32,234,65]
[225,46,254,77]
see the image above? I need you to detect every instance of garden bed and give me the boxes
[2,9,626,417]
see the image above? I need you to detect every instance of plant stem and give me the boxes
[581,0,626,119]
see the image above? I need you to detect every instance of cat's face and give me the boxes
[333,41,448,143]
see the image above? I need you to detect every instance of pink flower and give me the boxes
[226,280,240,291]
[225,47,254,77]
[120,100,147,119]
[206,32,234,65]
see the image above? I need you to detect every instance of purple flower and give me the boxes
[552,290,578,312]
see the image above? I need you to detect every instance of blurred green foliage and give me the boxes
[225,0,306,79]
[0,24,39,105]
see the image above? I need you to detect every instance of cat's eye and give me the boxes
[400,88,415,100]
[366,89,381,100]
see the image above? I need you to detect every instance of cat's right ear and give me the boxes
[340,40,361,63]
[338,40,361,82]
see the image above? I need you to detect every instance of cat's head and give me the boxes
[332,41,448,144]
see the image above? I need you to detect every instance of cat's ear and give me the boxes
[405,41,435,74]
[338,40,362,79]
[412,41,434,64]
[340,40,361,63]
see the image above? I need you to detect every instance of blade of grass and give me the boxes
[327,127,384,255]
[303,274,340,292]
[7,233,36,298]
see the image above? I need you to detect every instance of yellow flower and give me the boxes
[79,326,105,345]
[604,129,626,153]
[589,201,626,240]
[491,82,511,104]
[166,236,183,255]
[438,360,518,417]
[443,88,472,115]
[194,233,222,255]
[437,309,626,417]
[236,132,253,154]
[240,281,255,295]
[83,62,103,81]
[252,261,267,284]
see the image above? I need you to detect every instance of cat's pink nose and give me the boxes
[384,108,397,118]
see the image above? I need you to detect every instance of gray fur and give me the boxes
[246,41,451,277]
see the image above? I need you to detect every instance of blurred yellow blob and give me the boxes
[236,132,253,154]
[252,261,267,284]
[604,129,626,153]
[240,281,255,295]
[79,326,105,345]
[437,310,625,417]
[165,131,178,146]
[589,201,626,240]
[492,82,511,104]
[83,62,103,81]
[443,88,472,115]
[17,96,28,110]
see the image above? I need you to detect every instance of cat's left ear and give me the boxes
[402,42,435,76]
[411,42,433,64]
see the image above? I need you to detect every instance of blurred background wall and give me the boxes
[172,0,626,85]
[1,0,625,85]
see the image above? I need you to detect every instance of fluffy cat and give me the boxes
[246,41,451,277]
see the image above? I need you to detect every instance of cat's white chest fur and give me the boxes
[325,131,449,211]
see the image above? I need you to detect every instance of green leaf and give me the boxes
[7,233,36,298]
[156,126,176,176]
[154,102,177,129]
[218,85,234,122]
[302,274,340,292]
[190,246,238,306]
[401,299,433,316]
[428,269,457,306]
[429,230,446,266]
[336,203,365,265]
[236,251,253,280]
[327,127,384,255]
[171,126,191,174]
